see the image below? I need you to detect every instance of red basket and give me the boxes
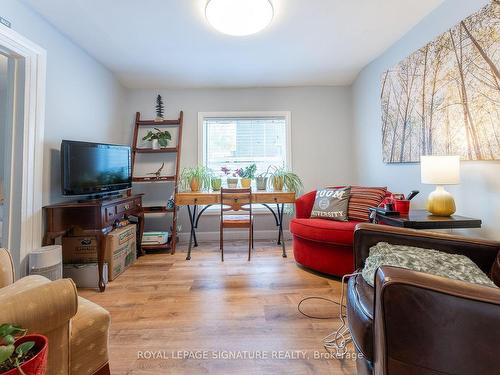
[2,334,48,375]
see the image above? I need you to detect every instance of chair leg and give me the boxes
[248,225,251,261]
[251,222,254,249]
[221,227,224,262]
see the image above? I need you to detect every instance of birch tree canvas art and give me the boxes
[381,1,500,163]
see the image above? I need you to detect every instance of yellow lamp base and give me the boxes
[426,186,456,216]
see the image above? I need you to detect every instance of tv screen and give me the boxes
[61,140,132,196]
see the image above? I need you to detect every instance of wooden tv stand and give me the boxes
[43,194,144,292]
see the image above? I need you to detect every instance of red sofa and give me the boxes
[290,190,362,276]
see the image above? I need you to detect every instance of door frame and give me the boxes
[0,24,46,271]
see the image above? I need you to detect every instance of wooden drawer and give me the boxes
[116,201,135,214]
[252,192,295,204]
[176,193,221,206]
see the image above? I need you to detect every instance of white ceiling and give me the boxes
[21,0,444,88]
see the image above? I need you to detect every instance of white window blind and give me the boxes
[201,115,289,175]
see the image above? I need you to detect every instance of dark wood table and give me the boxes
[43,194,145,292]
[369,208,481,230]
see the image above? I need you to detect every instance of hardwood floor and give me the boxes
[80,240,358,375]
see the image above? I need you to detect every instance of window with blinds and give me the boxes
[201,114,289,175]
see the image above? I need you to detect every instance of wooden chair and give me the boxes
[220,188,254,261]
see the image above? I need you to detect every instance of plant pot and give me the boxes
[226,178,238,189]
[2,334,48,375]
[211,178,222,191]
[151,139,160,150]
[272,176,284,191]
[256,176,268,190]
[190,177,201,192]
[240,178,252,188]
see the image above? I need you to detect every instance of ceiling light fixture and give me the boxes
[205,0,274,36]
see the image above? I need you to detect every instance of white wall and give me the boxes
[352,0,500,240]
[1,0,126,205]
[124,87,354,235]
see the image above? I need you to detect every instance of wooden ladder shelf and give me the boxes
[131,111,183,254]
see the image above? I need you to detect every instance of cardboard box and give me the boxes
[105,224,137,281]
[63,263,108,288]
[62,224,137,281]
[62,236,98,263]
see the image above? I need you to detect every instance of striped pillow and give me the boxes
[348,186,387,221]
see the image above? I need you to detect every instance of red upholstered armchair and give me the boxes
[291,186,391,277]
[290,190,361,276]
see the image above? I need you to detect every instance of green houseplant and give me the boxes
[236,164,257,188]
[180,166,211,192]
[0,324,48,375]
[267,166,303,193]
[142,128,172,149]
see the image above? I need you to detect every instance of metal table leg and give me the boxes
[262,203,287,258]
[186,204,212,260]
[186,205,195,260]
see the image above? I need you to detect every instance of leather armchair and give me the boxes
[0,248,111,375]
[347,224,500,375]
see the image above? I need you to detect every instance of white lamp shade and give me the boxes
[421,155,460,185]
[206,0,274,36]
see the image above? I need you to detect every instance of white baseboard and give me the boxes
[178,229,291,244]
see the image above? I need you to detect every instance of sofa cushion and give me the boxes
[347,186,387,222]
[310,187,350,221]
[290,218,361,246]
[71,297,110,375]
[347,273,374,362]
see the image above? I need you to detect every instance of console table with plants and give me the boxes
[175,190,296,260]
[176,164,302,260]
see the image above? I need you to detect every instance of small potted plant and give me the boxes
[221,167,239,189]
[210,169,222,191]
[180,166,211,192]
[237,164,257,189]
[256,167,271,191]
[268,166,303,193]
[0,324,48,375]
[142,128,172,149]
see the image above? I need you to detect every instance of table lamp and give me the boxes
[420,155,460,216]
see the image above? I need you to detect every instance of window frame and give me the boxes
[197,111,292,215]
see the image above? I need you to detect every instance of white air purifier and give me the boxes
[29,245,63,281]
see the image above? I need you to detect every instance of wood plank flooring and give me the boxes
[80,240,358,375]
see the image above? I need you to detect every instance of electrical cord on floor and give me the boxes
[297,272,362,359]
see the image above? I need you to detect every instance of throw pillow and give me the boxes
[310,187,351,221]
[362,242,498,288]
[347,186,387,221]
[491,251,500,287]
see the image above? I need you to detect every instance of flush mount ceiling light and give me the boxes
[206,0,274,36]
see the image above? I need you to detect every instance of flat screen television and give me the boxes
[61,140,132,196]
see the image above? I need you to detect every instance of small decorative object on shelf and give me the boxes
[155,94,165,122]
[142,128,171,149]
[0,324,48,375]
[167,196,175,210]
[146,162,165,180]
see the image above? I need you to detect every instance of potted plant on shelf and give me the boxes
[267,166,303,193]
[142,128,172,150]
[180,166,211,192]
[0,324,48,375]
[221,166,239,189]
[237,164,257,189]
